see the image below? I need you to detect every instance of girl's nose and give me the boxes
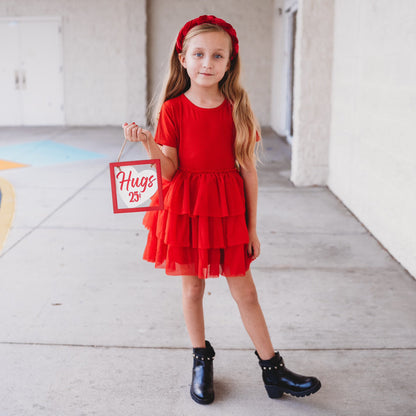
[203,57,213,68]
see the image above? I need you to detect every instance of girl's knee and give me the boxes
[230,284,259,307]
[182,277,205,302]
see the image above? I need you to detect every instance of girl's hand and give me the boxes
[122,122,152,143]
[248,229,260,259]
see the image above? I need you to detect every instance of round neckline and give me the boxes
[183,93,226,110]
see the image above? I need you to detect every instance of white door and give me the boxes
[0,21,21,125]
[0,18,64,126]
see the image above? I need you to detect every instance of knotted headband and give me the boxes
[175,15,239,60]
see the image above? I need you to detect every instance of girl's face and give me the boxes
[180,31,231,91]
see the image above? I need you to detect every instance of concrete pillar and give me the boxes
[291,0,334,186]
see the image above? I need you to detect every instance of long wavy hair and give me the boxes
[150,23,261,167]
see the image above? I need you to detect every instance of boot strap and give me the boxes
[258,351,285,370]
[193,354,214,361]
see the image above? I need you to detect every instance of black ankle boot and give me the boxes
[190,340,215,405]
[255,351,321,398]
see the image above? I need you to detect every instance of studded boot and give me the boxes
[255,351,321,398]
[190,340,215,405]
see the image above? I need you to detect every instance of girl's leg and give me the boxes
[182,276,215,404]
[182,275,206,348]
[226,269,275,360]
[227,270,322,399]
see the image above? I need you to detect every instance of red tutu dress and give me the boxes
[143,94,254,279]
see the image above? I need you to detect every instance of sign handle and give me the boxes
[117,138,128,163]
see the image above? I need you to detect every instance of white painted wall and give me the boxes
[290,0,334,186]
[0,0,147,126]
[147,0,274,126]
[328,0,416,277]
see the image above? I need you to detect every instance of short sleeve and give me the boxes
[154,100,179,148]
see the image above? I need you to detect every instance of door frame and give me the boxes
[283,0,298,145]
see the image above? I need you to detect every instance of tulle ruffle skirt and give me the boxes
[142,168,252,279]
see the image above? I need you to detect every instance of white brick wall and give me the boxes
[0,0,147,125]
[0,0,276,127]
[328,0,416,277]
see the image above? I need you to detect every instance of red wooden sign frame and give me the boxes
[109,159,164,213]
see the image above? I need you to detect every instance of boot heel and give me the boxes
[265,384,284,399]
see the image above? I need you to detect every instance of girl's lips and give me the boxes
[200,73,213,76]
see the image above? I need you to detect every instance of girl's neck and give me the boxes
[185,85,224,109]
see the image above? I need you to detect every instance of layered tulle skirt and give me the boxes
[142,168,252,279]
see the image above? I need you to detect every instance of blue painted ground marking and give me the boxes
[0,140,105,167]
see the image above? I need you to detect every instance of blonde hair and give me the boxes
[150,23,261,167]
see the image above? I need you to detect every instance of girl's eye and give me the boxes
[215,54,223,59]
[195,52,203,58]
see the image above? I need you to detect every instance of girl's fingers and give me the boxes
[123,123,139,141]
[248,241,260,259]
[122,123,151,142]
[138,127,148,141]
[122,122,132,140]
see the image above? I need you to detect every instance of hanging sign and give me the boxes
[110,138,164,213]
[109,159,163,213]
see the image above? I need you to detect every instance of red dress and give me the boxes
[143,94,253,279]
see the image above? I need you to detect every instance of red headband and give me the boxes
[175,15,239,60]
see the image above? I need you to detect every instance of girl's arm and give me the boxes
[123,122,178,181]
[240,157,260,259]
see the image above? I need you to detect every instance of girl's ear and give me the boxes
[179,53,187,69]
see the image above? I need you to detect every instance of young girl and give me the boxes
[123,15,321,405]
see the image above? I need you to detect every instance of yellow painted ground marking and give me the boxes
[0,177,15,252]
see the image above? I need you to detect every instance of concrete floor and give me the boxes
[0,126,415,416]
